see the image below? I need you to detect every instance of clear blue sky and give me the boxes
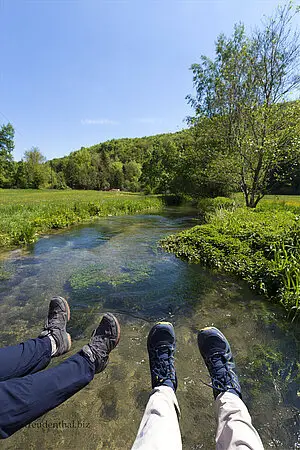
[1,0,297,161]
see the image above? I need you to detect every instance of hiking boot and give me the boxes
[147,322,177,392]
[197,327,241,399]
[39,296,71,356]
[81,313,121,373]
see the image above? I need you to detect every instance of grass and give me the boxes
[234,193,300,206]
[161,195,300,321]
[0,189,163,249]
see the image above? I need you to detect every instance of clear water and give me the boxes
[0,208,299,450]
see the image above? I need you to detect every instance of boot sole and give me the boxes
[66,332,72,351]
[59,296,71,322]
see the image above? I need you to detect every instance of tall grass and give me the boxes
[0,189,163,248]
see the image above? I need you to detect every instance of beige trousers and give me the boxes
[131,387,264,450]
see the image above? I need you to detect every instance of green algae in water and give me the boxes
[241,343,300,410]
[69,261,155,289]
[0,261,14,281]
[0,269,12,280]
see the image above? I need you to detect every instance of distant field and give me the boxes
[262,195,300,206]
[0,189,140,205]
[234,193,300,206]
[0,189,163,249]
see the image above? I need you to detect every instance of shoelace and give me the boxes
[89,334,110,359]
[199,353,237,393]
[44,308,65,330]
[150,346,176,383]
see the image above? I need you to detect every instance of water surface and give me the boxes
[0,208,299,449]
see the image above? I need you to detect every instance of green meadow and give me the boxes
[0,189,163,249]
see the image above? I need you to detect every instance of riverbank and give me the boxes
[161,196,300,320]
[0,189,163,249]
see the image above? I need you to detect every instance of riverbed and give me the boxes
[0,208,299,449]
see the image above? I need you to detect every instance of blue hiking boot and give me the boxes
[197,327,241,399]
[147,322,177,392]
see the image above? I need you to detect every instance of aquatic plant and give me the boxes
[69,262,155,290]
[241,343,300,410]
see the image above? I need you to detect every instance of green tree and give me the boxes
[123,160,142,191]
[0,123,15,187]
[141,136,183,194]
[187,3,300,207]
[15,160,29,188]
[174,123,237,198]
[64,148,93,189]
[24,147,47,188]
[109,161,124,189]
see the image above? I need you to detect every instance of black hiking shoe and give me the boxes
[147,322,177,392]
[197,327,241,399]
[39,296,71,356]
[81,313,121,373]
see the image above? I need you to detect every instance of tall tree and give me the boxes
[24,147,47,188]
[187,3,300,207]
[0,123,15,187]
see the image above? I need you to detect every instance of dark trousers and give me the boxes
[0,337,95,439]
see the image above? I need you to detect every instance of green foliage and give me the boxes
[187,3,300,207]
[161,197,300,320]
[0,123,15,188]
[48,127,236,199]
[241,342,300,407]
[50,170,68,190]
[197,196,237,212]
[69,261,154,290]
[23,147,48,188]
[0,190,163,248]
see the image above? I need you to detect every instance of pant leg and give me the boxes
[215,392,264,450]
[0,337,52,381]
[131,385,182,450]
[0,351,95,439]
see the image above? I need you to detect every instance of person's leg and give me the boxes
[215,392,264,450]
[0,351,93,439]
[198,327,264,450]
[0,337,52,382]
[131,322,182,450]
[0,312,120,439]
[0,296,71,381]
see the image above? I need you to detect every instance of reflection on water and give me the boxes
[0,208,299,450]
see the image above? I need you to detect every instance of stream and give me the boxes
[0,207,299,450]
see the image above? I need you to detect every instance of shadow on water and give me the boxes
[0,207,299,449]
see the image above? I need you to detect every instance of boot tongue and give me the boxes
[156,343,171,358]
[152,329,173,347]
[205,335,226,358]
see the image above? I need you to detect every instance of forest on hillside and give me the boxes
[1,99,300,201]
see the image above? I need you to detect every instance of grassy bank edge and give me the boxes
[160,197,300,321]
[0,190,164,250]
